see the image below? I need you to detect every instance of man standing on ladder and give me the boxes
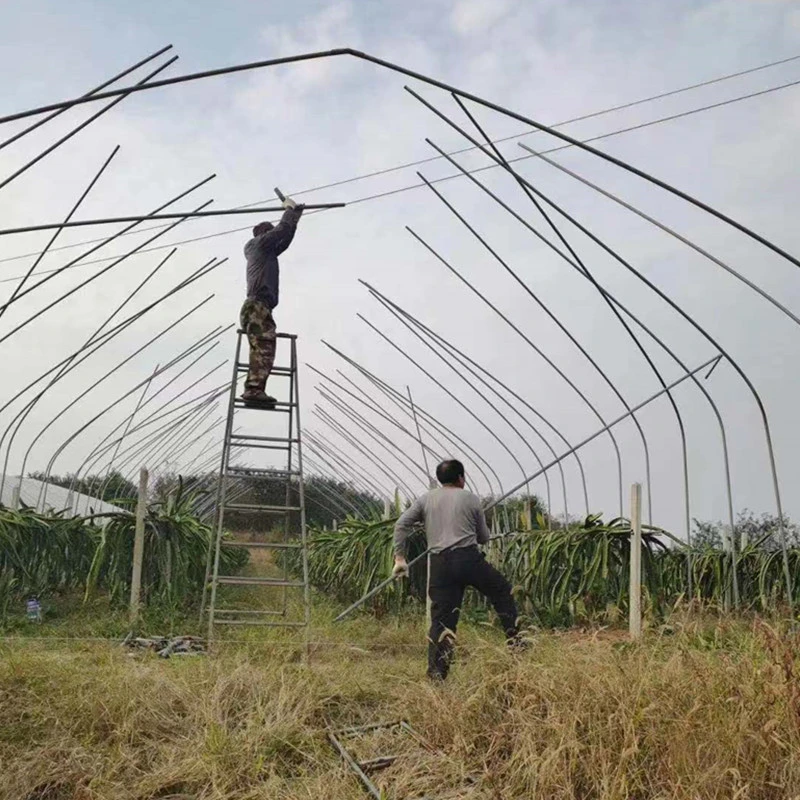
[241,193,304,407]
[393,459,522,681]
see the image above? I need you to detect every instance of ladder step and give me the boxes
[224,503,302,513]
[213,619,307,627]
[226,467,301,478]
[236,330,297,341]
[230,434,300,443]
[233,400,292,413]
[216,576,306,587]
[224,541,303,549]
[236,364,293,377]
[212,608,285,616]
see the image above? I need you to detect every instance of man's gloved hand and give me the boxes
[392,556,409,578]
[282,195,298,210]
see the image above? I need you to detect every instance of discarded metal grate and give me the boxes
[328,719,458,799]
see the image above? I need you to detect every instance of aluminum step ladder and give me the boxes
[204,330,311,641]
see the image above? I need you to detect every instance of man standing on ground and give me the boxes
[240,195,304,407]
[393,459,521,680]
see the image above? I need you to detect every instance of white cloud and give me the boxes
[450,0,514,36]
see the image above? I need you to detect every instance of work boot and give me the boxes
[241,389,277,408]
[507,633,530,653]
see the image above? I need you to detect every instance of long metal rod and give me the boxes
[80,342,227,486]
[407,386,431,483]
[413,129,734,545]
[0,45,173,152]
[334,353,722,622]
[8,46,799,274]
[71,339,226,493]
[0,198,212,348]
[12,250,180,492]
[360,313,536,501]
[306,432,394,500]
[419,123,776,602]
[404,229,626,516]
[307,430,394,499]
[0,146,119,322]
[416,100,692,548]
[0,260,223,498]
[0,203,346,236]
[314,407,416,500]
[317,387,430,488]
[322,343,502,497]
[37,296,216,502]
[307,363,446,468]
[0,55,178,195]
[364,283,579,522]
[0,173,214,313]
[365,289,554,514]
[25,286,215,489]
[443,96,658,526]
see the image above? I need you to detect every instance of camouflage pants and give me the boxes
[240,299,277,392]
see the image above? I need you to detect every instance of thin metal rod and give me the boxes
[0,203,345,236]
[407,386,431,483]
[0,55,178,194]
[322,342,502,497]
[307,431,392,498]
[0,260,223,498]
[314,407,416,500]
[404,229,626,516]
[0,146,119,322]
[365,289,553,513]
[446,95,657,526]
[37,296,215,501]
[12,250,179,493]
[307,363,446,468]
[359,313,535,498]
[8,45,799,274]
[317,387,430,488]
[364,283,580,521]
[306,432,394,500]
[72,339,227,493]
[334,353,722,623]
[420,126,775,602]
[0,173,215,313]
[0,45,173,152]
[516,147,744,603]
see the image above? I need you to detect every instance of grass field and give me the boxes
[2,606,800,799]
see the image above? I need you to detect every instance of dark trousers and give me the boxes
[427,546,519,680]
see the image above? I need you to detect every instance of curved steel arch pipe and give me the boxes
[364,288,554,516]
[307,363,446,467]
[317,387,431,487]
[313,406,417,501]
[363,283,584,522]
[29,294,214,499]
[306,433,393,501]
[358,314,535,502]
[446,95,658,525]
[321,341,502,497]
[404,230,626,517]
[7,46,797,273]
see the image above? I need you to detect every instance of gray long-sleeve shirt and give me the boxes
[393,487,490,557]
[244,206,303,309]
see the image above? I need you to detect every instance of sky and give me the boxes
[2,0,800,536]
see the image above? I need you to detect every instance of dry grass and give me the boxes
[2,617,800,799]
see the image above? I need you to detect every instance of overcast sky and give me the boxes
[2,0,800,535]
